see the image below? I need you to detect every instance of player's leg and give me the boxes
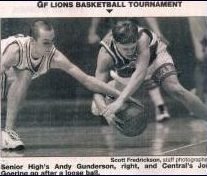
[110,70,170,122]
[2,69,32,150]
[151,49,207,120]
[147,84,170,122]
[162,74,207,119]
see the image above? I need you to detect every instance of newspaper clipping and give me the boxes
[0,1,207,175]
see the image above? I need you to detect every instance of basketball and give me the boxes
[105,97,147,137]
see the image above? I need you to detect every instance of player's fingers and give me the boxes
[114,117,124,126]
[104,114,115,125]
[101,106,112,117]
[100,109,106,116]
[111,119,123,132]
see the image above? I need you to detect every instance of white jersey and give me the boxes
[1,34,56,79]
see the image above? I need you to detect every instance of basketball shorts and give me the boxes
[144,50,177,90]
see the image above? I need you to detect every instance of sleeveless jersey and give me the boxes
[1,34,56,79]
[100,27,167,77]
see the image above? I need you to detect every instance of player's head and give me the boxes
[30,20,55,52]
[112,20,138,57]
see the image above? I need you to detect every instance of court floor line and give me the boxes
[160,139,207,155]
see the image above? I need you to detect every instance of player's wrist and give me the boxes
[116,96,126,105]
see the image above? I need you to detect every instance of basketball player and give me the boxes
[0,20,136,150]
[92,20,207,124]
[89,17,170,122]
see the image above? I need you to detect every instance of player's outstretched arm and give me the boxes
[102,33,150,117]
[50,50,142,107]
[50,50,122,96]
[93,47,114,113]
[115,33,150,103]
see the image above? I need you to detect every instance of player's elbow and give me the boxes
[84,76,108,94]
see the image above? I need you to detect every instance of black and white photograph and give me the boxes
[0,1,207,175]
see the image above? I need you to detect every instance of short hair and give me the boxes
[30,20,53,40]
[112,20,138,44]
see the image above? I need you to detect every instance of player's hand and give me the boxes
[103,113,116,125]
[91,100,107,116]
[102,113,124,131]
[101,99,124,117]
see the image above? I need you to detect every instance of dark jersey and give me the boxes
[100,27,167,77]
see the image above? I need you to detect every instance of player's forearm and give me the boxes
[116,70,146,103]
[85,76,121,97]
[52,58,120,97]
[52,57,140,105]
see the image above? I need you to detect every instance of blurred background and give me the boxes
[1,17,206,126]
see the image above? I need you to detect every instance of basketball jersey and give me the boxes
[100,27,167,77]
[1,34,56,79]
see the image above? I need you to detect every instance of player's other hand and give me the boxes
[91,100,107,116]
[101,99,124,118]
[102,113,124,130]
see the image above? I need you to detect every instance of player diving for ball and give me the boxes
[88,17,171,122]
[0,20,138,150]
[92,20,207,125]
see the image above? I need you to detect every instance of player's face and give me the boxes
[116,42,137,58]
[35,28,55,55]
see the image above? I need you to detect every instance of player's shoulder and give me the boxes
[50,48,66,63]
[6,34,30,41]
[101,30,113,45]
[15,35,31,45]
[52,48,60,57]
[97,47,114,69]
[1,38,20,55]
[137,28,151,46]
[99,31,113,58]
[98,45,112,59]
[2,34,31,48]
